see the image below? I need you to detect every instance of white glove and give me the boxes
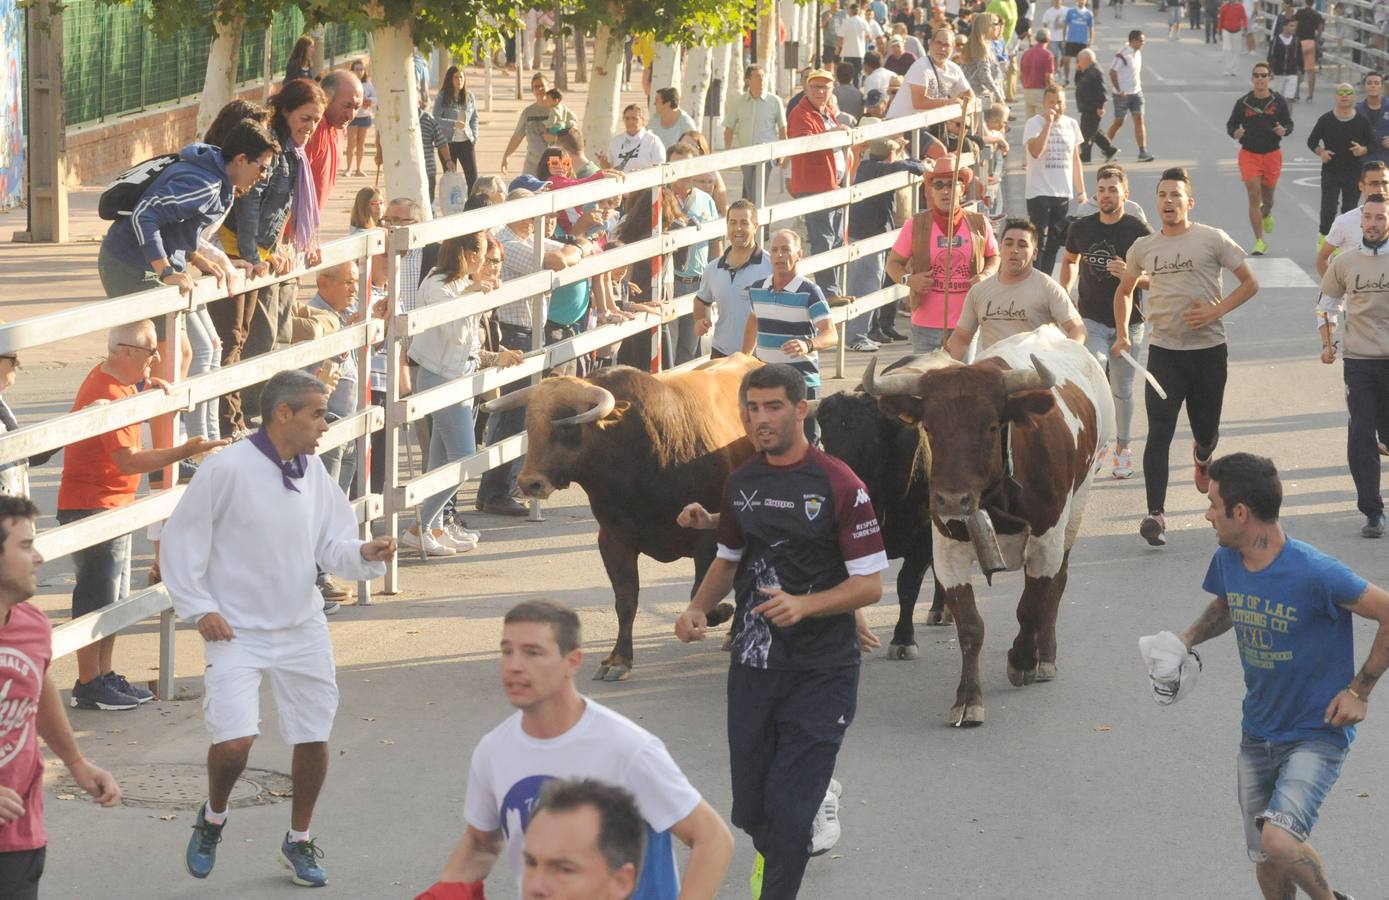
[1138,630,1202,705]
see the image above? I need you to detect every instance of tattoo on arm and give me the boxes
[1185,598,1233,646]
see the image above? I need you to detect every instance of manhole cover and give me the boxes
[49,763,293,810]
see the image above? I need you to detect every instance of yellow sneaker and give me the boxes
[750,852,764,899]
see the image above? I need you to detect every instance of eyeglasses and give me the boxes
[1252,72,1270,78]
[383,216,419,225]
[249,158,271,171]
[483,256,504,265]
[0,354,17,368]
[118,343,159,358]
[929,180,957,190]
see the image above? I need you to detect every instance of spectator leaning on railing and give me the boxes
[787,69,848,300]
[668,142,721,366]
[57,321,229,712]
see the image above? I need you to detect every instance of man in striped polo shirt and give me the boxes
[741,229,839,444]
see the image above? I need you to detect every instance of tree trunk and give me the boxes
[371,22,432,221]
[309,26,327,77]
[552,11,568,90]
[649,42,681,114]
[196,13,246,138]
[756,0,777,74]
[723,40,742,141]
[582,24,625,164]
[680,45,712,123]
[575,27,588,83]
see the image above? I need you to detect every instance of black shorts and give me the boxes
[1063,41,1088,57]
[0,846,46,900]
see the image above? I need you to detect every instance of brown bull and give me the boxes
[864,327,1114,726]
[484,354,761,680]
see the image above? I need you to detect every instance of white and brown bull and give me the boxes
[483,354,762,681]
[863,325,1114,726]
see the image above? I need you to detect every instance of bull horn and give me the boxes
[552,384,618,426]
[861,358,922,398]
[483,384,538,414]
[1002,354,1057,395]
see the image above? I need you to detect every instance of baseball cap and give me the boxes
[868,137,903,159]
[805,68,835,83]
[888,35,906,45]
[508,174,547,193]
[864,88,886,107]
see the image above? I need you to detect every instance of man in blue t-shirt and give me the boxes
[1060,0,1095,85]
[1171,453,1389,900]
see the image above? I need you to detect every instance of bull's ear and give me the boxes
[1003,390,1055,426]
[595,401,631,430]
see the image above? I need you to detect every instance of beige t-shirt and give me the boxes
[1124,223,1247,351]
[1322,249,1389,360]
[957,269,1081,349]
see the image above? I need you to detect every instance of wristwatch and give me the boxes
[160,265,179,280]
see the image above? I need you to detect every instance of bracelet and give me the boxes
[1346,686,1364,701]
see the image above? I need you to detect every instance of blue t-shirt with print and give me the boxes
[1202,538,1366,749]
[1064,7,1094,44]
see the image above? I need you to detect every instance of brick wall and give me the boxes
[65,86,267,186]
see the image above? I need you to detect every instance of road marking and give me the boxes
[1243,257,1317,288]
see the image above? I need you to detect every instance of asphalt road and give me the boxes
[25,12,1389,900]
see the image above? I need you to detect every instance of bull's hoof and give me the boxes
[949,704,986,727]
[1036,662,1058,681]
[886,642,920,660]
[720,633,733,652]
[925,608,954,627]
[592,663,632,682]
[1006,663,1038,687]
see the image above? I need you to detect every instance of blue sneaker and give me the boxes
[279,834,328,887]
[105,671,154,704]
[185,802,225,878]
[70,676,139,711]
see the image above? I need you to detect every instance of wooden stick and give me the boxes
[940,102,971,341]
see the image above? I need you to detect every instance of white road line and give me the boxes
[1243,256,1318,288]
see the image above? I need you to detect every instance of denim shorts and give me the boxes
[56,508,132,618]
[1236,733,1347,862]
[1113,92,1144,119]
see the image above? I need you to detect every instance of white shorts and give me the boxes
[202,620,339,746]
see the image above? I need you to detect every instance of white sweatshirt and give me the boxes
[161,439,385,630]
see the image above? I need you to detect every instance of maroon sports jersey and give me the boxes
[716,446,888,670]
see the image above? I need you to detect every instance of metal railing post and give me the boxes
[382,236,405,594]
[355,239,376,603]
[528,215,547,522]
[157,607,175,699]
[754,161,769,244]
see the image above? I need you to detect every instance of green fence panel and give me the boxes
[62,0,370,128]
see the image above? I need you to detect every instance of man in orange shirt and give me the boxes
[304,68,364,210]
[57,320,226,711]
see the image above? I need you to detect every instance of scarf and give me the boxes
[249,428,306,492]
[289,141,320,254]
[1364,235,1389,255]
[931,205,966,232]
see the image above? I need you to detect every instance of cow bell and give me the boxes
[966,509,1007,585]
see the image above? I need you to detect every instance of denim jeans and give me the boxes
[673,275,710,364]
[846,252,885,342]
[1236,733,1347,862]
[55,509,131,618]
[1083,318,1146,445]
[319,441,358,495]
[416,364,479,530]
[796,202,843,297]
[911,324,977,361]
[477,324,533,506]
[184,306,222,441]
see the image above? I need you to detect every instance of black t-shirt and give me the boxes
[1064,213,1152,327]
[1293,7,1322,41]
[716,446,888,671]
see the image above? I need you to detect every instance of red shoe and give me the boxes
[1193,444,1211,494]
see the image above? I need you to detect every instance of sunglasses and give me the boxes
[1252,72,1270,78]
[118,343,159,358]
[1337,89,1356,96]
[929,180,957,190]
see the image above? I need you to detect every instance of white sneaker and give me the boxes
[401,529,456,556]
[438,525,479,552]
[809,787,841,856]
[447,523,481,542]
[1112,447,1134,479]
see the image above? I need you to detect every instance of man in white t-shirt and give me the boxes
[836,4,873,84]
[1024,84,1088,275]
[602,104,668,172]
[1040,0,1072,67]
[885,26,975,119]
[420,600,734,900]
[1106,30,1154,162]
[1316,161,1389,279]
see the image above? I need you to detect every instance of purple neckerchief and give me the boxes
[249,428,306,492]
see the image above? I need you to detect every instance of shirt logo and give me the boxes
[804,494,825,520]
[854,488,871,507]
[734,489,760,513]
[0,646,40,768]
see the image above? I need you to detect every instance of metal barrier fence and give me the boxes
[1255,0,1387,81]
[62,0,370,128]
[0,100,979,696]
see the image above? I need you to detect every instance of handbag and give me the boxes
[438,171,469,216]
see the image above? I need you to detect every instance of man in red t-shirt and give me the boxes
[787,68,848,299]
[0,496,121,899]
[1020,30,1058,120]
[56,320,226,712]
[305,69,364,211]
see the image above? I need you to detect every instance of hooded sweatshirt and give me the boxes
[100,143,234,272]
[1227,91,1294,154]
